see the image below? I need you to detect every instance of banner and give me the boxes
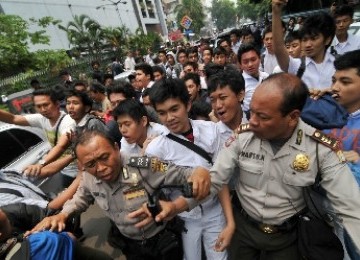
[180,15,192,29]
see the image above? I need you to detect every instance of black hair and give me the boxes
[333,5,354,19]
[183,73,201,86]
[218,38,231,47]
[103,74,114,82]
[213,47,227,56]
[262,25,272,39]
[135,63,154,81]
[107,81,136,100]
[112,99,149,124]
[90,82,106,94]
[230,28,240,37]
[33,88,59,103]
[285,31,301,44]
[176,49,187,61]
[237,43,260,63]
[158,50,167,56]
[183,61,198,71]
[299,12,336,50]
[207,70,245,95]
[189,100,212,120]
[30,79,40,87]
[149,78,190,109]
[262,73,309,116]
[204,63,225,79]
[187,47,199,56]
[142,88,152,97]
[91,60,100,67]
[152,65,165,75]
[202,47,213,56]
[65,89,93,108]
[58,69,69,77]
[242,28,253,37]
[334,49,360,76]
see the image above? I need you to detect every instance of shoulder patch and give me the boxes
[311,130,340,151]
[225,136,236,147]
[128,156,151,168]
[235,123,251,135]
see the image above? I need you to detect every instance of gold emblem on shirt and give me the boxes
[151,158,168,173]
[123,188,146,200]
[292,153,310,171]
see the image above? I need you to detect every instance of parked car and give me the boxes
[349,21,360,36]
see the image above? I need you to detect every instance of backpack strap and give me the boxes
[54,114,66,146]
[296,56,306,79]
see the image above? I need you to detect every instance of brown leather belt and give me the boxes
[232,195,303,234]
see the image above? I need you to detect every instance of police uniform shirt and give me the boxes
[121,122,166,155]
[210,119,360,248]
[242,70,269,112]
[287,52,335,89]
[61,154,195,240]
[331,34,360,55]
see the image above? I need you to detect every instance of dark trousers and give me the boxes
[229,206,301,260]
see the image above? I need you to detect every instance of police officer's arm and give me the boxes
[0,109,30,126]
[320,148,360,249]
[210,138,241,195]
[272,0,290,72]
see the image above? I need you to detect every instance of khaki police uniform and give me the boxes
[210,119,360,259]
[61,154,195,258]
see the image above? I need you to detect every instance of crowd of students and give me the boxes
[0,1,360,259]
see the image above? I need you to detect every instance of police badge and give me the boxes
[292,153,310,171]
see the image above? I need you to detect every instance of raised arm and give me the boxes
[272,0,290,72]
[0,109,30,126]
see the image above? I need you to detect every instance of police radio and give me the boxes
[147,182,193,226]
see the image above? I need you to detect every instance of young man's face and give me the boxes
[136,69,151,88]
[214,54,227,66]
[158,52,167,63]
[240,50,261,78]
[109,92,126,109]
[177,52,187,65]
[331,68,360,113]
[286,39,302,58]
[188,53,199,63]
[155,97,191,134]
[230,33,238,44]
[33,95,59,119]
[209,85,244,130]
[76,135,121,183]
[220,41,231,53]
[185,79,200,102]
[167,55,175,65]
[142,95,151,106]
[263,32,273,54]
[66,96,88,123]
[153,71,164,82]
[117,115,147,145]
[183,65,196,74]
[243,34,254,45]
[335,15,352,37]
[202,50,212,65]
[301,33,330,60]
[89,91,102,103]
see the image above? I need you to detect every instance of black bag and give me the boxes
[297,143,344,260]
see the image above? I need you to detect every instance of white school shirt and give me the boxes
[242,70,269,112]
[288,52,335,90]
[120,122,166,156]
[331,34,360,55]
[261,50,279,75]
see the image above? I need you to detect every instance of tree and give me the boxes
[236,0,270,21]
[211,0,237,30]
[174,0,205,34]
[103,26,130,58]
[128,28,162,55]
[58,14,105,58]
[0,14,63,78]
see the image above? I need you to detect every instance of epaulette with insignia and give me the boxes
[235,123,251,135]
[128,156,151,168]
[311,130,341,151]
[151,158,169,173]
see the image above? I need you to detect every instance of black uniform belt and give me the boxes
[232,195,304,234]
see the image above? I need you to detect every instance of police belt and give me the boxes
[232,195,304,234]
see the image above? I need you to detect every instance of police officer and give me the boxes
[26,129,210,260]
[209,73,360,259]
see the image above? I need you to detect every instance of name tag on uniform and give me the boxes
[123,188,146,200]
[128,157,150,168]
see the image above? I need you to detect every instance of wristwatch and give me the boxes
[39,159,46,167]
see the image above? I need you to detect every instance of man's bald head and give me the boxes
[256,73,309,116]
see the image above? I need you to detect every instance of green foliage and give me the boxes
[174,0,205,34]
[211,0,237,30]
[128,28,162,55]
[236,0,270,21]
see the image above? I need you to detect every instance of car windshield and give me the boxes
[0,128,42,168]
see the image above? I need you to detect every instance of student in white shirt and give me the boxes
[331,5,360,55]
[272,0,336,90]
